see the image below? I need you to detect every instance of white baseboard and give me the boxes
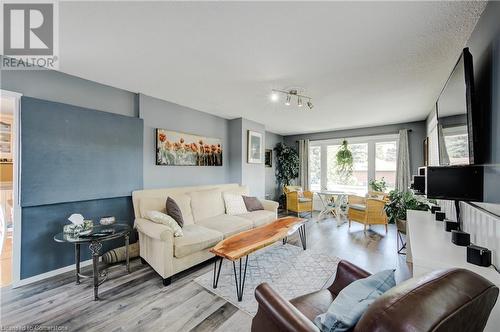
[12,259,94,288]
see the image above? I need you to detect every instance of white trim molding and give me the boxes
[13,259,94,288]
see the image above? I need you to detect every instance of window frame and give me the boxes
[309,134,399,193]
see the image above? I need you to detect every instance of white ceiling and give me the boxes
[58,1,486,135]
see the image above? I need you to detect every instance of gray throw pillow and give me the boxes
[166,197,184,227]
[242,196,264,212]
[314,269,396,332]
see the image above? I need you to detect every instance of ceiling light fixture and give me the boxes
[271,88,313,110]
[270,92,279,102]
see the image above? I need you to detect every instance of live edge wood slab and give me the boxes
[210,217,307,261]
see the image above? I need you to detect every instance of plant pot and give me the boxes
[396,219,407,234]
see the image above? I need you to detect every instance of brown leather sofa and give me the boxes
[252,260,499,332]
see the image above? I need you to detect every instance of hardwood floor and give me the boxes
[0,214,411,331]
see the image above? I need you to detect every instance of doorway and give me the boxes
[0,90,21,287]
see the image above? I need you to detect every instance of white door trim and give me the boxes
[1,89,23,287]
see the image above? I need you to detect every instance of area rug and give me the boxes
[194,243,340,315]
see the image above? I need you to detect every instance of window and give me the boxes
[326,143,368,195]
[375,141,397,191]
[443,126,469,165]
[309,135,398,195]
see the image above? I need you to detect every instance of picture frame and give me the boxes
[155,128,223,166]
[247,130,263,164]
[265,149,272,167]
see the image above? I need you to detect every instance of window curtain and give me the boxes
[395,129,411,192]
[298,139,310,191]
[437,124,450,165]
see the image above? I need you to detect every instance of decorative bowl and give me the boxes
[99,216,116,225]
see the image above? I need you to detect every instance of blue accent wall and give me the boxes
[21,197,136,279]
[21,97,143,206]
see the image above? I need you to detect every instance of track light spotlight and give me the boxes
[297,97,303,107]
[270,92,279,102]
[285,94,291,106]
[307,100,313,109]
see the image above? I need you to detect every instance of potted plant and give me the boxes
[369,177,387,193]
[336,140,353,183]
[384,190,431,233]
[274,142,299,207]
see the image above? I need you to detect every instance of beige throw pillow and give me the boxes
[223,193,248,215]
[145,210,183,237]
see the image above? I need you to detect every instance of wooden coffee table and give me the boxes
[210,216,307,301]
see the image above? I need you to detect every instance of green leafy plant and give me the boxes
[369,178,387,192]
[384,190,430,223]
[274,142,299,187]
[336,140,353,183]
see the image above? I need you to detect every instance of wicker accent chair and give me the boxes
[284,186,313,217]
[348,194,388,232]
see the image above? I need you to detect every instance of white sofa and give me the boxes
[132,183,279,285]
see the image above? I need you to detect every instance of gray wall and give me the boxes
[0,62,137,117]
[227,118,267,197]
[265,131,283,200]
[284,121,426,175]
[139,94,230,189]
[228,118,243,185]
[241,119,266,197]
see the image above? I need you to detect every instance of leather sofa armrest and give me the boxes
[252,283,320,332]
[260,199,279,212]
[135,218,174,241]
[328,260,371,296]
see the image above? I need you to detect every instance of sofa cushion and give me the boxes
[242,196,264,212]
[190,189,225,221]
[291,289,335,322]
[349,203,366,211]
[223,193,248,215]
[237,210,276,227]
[166,196,184,227]
[196,214,253,238]
[139,194,194,225]
[145,210,183,237]
[298,197,312,203]
[173,224,223,258]
[314,269,396,332]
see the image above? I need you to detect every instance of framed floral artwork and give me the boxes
[156,129,222,166]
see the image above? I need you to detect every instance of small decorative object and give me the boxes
[100,216,116,225]
[155,129,223,166]
[336,140,354,183]
[64,214,93,236]
[265,149,272,167]
[247,130,263,163]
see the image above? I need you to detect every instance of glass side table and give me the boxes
[54,223,131,301]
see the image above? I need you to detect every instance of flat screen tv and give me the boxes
[436,47,483,166]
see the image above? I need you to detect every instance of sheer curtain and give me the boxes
[298,139,310,191]
[395,129,411,192]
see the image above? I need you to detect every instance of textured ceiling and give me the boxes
[58,1,486,135]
